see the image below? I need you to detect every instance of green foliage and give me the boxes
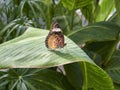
[95,0,115,22]
[62,0,94,10]
[0,27,114,90]
[0,69,74,90]
[105,50,120,85]
[0,0,120,90]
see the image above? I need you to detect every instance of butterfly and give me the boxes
[45,22,66,50]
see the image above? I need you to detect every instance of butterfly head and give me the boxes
[50,21,62,33]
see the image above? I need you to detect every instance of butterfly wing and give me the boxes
[45,33,65,50]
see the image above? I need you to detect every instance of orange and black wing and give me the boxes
[45,33,65,50]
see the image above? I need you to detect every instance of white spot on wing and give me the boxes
[52,28,62,32]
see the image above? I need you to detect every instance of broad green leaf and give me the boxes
[105,50,120,84]
[62,0,94,10]
[64,62,114,90]
[61,62,115,90]
[96,0,115,21]
[80,62,114,90]
[0,27,93,68]
[68,22,120,44]
[0,69,74,90]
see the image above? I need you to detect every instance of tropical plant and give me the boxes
[0,0,120,90]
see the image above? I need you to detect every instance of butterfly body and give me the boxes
[45,22,66,50]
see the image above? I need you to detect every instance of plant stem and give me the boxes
[46,1,53,29]
[82,62,88,90]
[70,9,75,30]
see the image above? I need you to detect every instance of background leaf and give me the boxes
[115,0,120,26]
[68,22,120,44]
[95,0,115,21]
[80,62,114,90]
[105,50,120,86]
[0,69,74,90]
[62,0,94,10]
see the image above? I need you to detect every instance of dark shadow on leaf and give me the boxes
[49,50,75,61]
